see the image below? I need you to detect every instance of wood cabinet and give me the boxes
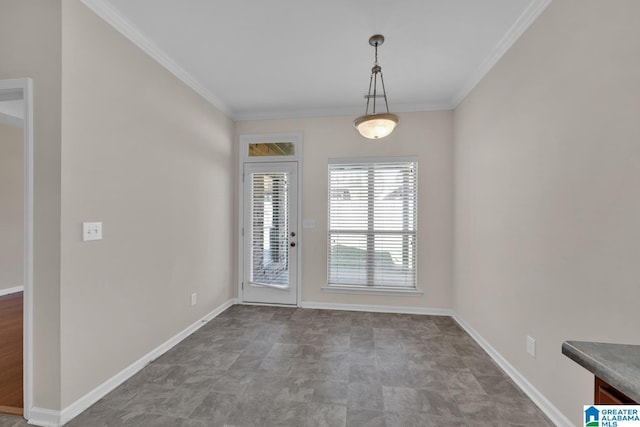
[595,377,637,405]
[562,341,640,407]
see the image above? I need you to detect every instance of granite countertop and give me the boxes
[562,340,640,403]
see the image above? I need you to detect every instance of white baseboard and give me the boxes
[452,314,573,427]
[301,301,453,316]
[52,298,237,426]
[0,285,24,297]
[27,407,60,426]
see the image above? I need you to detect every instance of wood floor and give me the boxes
[0,292,23,415]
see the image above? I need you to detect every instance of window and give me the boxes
[327,158,417,290]
[248,142,295,157]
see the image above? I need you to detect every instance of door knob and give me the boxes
[290,242,296,247]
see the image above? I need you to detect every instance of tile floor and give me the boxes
[0,305,554,426]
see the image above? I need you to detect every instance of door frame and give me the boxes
[0,78,34,419]
[237,132,302,306]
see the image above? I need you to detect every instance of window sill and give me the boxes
[322,286,423,296]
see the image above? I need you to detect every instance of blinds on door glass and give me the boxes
[250,172,290,288]
[328,159,417,288]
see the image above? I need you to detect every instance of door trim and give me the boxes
[0,78,33,419]
[237,133,302,306]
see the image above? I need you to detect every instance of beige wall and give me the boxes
[5,0,636,421]
[1,0,236,410]
[0,123,24,291]
[454,0,640,424]
[236,111,454,309]
[0,0,62,410]
[59,1,235,407]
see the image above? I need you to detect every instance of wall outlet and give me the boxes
[526,336,536,357]
[82,222,103,241]
[191,293,197,306]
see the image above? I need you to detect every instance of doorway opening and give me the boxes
[0,79,33,420]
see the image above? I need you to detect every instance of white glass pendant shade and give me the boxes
[353,113,399,140]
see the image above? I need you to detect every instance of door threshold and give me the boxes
[240,302,298,308]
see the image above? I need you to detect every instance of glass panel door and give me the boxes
[243,162,297,305]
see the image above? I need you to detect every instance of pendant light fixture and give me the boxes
[354,34,399,140]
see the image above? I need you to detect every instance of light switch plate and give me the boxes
[526,336,536,357]
[82,222,103,241]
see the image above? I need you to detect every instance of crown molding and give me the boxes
[234,106,363,122]
[233,101,454,122]
[80,0,234,118]
[81,0,549,122]
[450,0,552,107]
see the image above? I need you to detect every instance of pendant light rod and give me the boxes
[372,65,378,113]
[365,72,374,114]
[369,35,383,115]
[379,71,390,113]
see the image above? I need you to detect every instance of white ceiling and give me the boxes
[84,0,550,121]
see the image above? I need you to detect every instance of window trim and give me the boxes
[327,156,419,293]
[322,286,423,296]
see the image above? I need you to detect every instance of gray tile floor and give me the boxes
[0,305,554,426]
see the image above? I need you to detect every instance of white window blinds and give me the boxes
[250,172,290,287]
[328,158,418,289]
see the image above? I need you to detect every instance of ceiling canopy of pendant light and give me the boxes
[353,34,399,140]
